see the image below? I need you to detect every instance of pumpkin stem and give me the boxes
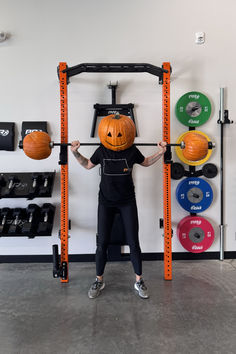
[113,113,120,120]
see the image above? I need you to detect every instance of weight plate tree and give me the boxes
[176,177,213,213]
[175,130,212,166]
[177,215,215,253]
[175,91,211,127]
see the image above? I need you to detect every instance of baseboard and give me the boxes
[0,251,235,263]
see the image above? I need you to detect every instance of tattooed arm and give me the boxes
[140,142,167,167]
[70,141,95,170]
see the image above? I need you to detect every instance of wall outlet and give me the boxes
[195,32,205,44]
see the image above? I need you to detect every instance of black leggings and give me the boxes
[96,201,142,276]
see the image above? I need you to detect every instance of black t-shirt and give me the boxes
[90,144,145,205]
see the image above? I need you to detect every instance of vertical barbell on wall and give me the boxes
[162,62,172,280]
[218,88,233,261]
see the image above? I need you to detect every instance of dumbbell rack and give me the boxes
[56,61,172,283]
[0,172,55,199]
[0,203,55,238]
[0,171,56,238]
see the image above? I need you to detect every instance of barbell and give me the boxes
[20,131,215,161]
[52,142,184,147]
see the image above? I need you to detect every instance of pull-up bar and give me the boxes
[60,63,169,82]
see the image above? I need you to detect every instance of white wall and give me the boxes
[0,0,235,255]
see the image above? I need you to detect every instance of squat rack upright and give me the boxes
[56,62,172,283]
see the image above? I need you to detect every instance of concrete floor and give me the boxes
[0,260,235,354]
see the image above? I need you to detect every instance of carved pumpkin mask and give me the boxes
[98,114,136,151]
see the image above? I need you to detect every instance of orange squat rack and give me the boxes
[162,62,172,280]
[55,62,172,283]
[59,62,69,283]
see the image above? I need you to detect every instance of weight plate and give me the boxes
[202,163,218,179]
[177,216,215,253]
[175,130,212,166]
[171,162,185,180]
[175,91,211,127]
[176,177,213,213]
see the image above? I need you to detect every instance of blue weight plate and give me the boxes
[176,177,213,213]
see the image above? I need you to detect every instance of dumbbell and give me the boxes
[0,208,11,235]
[32,173,40,189]
[8,208,23,235]
[8,175,15,190]
[28,173,41,199]
[37,203,55,235]
[38,173,52,196]
[4,175,16,196]
[21,204,40,236]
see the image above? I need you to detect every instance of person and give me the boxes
[71,140,167,299]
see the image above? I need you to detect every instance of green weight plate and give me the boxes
[175,91,211,127]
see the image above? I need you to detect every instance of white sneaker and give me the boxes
[134,279,149,299]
